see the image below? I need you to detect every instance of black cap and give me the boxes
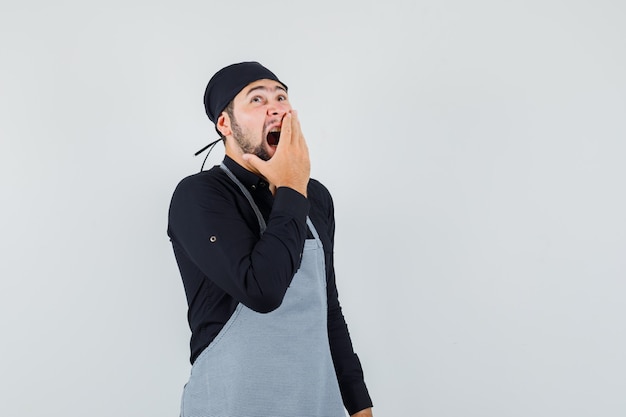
[203,61,287,124]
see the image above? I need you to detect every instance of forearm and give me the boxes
[169,179,310,312]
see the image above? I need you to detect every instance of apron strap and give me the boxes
[220,163,267,234]
[220,163,321,245]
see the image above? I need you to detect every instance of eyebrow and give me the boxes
[245,84,287,97]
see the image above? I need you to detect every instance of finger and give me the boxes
[293,110,303,141]
[280,112,293,146]
[241,153,265,175]
[290,110,305,148]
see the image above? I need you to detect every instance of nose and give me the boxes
[267,100,289,117]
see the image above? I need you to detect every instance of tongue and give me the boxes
[267,131,280,146]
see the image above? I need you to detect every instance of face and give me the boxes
[223,79,291,161]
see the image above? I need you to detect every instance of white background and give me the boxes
[1,1,625,416]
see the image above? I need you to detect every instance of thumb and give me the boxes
[242,153,265,174]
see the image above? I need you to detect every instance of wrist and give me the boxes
[277,182,307,197]
[351,408,373,417]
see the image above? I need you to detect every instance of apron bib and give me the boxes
[180,164,345,417]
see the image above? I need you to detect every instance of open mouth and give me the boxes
[266,129,281,146]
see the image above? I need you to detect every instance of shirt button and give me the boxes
[251,185,257,191]
[209,236,217,243]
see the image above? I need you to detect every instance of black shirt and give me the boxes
[167,156,372,414]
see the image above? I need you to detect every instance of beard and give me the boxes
[231,116,271,161]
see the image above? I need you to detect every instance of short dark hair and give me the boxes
[223,100,235,121]
[214,100,235,137]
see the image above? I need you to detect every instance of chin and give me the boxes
[255,146,272,162]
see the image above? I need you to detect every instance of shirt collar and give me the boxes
[222,155,269,191]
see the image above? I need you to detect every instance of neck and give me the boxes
[225,142,272,187]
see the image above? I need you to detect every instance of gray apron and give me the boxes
[180,164,345,417]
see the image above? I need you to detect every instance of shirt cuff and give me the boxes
[342,380,374,416]
[273,186,310,221]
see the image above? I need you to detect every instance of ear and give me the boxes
[216,113,232,137]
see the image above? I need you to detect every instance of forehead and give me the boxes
[235,79,287,100]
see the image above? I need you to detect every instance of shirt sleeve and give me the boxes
[168,175,310,313]
[327,264,374,414]
[318,183,374,414]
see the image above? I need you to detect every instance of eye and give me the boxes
[277,95,288,102]
[250,95,264,104]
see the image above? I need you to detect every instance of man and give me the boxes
[168,61,373,417]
